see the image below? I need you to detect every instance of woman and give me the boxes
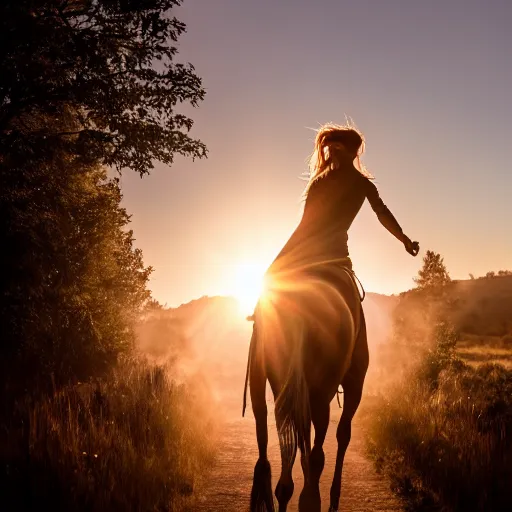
[267,123,419,282]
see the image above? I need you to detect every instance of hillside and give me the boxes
[393,275,512,339]
[451,275,512,336]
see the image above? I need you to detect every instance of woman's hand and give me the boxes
[404,237,420,256]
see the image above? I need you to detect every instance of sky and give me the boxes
[118,0,512,308]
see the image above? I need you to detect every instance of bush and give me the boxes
[365,358,512,511]
[364,256,512,510]
[416,323,460,388]
[0,359,217,512]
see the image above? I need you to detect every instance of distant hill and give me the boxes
[450,275,512,337]
[163,291,398,357]
[138,295,247,362]
[136,292,396,377]
[393,275,512,340]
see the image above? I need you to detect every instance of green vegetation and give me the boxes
[364,251,512,511]
[0,0,206,177]
[0,160,152,397]
[0,0,207,396]
[0,2,213,510]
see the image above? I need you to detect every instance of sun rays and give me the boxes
[229,262,268,317]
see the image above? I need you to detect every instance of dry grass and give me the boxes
[0,359,217,512]
[456,334,512,369]
[363,278,512,510]
[364,360,512,511]
[457,345,512,369]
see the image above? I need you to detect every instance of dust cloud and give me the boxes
[134,292,410,411]
[135,296,253,420]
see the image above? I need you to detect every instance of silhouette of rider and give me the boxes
[268,124,419,280]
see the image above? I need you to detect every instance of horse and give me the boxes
[243,260,369,512]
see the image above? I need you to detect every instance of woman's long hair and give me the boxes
[304,123,372,197]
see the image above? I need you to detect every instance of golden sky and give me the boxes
[119,0,512,308]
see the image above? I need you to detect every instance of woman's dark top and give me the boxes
[270,165,404,274]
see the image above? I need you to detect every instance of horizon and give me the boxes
[163,271,512,310]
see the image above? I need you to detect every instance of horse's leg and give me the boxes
[299,393,329,512]
[310,395,330,487]
[274,414,298,511]
[300,420,312,483]
[328,313,369,512]
[250,332,275,512]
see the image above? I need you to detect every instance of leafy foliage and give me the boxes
[0,0,207,401]
[0,142,152,396]
[0,3,214,508]
[417,322,462,388]
[0,0,206,176]
[366,361,512,512]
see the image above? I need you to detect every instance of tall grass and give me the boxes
[364,327,512,511]
[0,359,217,511]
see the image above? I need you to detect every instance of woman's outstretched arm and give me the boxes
[365,179,419,256]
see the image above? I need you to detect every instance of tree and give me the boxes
[0,141,152,396]
[414,250,451,289]
[0,0,206,176]
[0,0,208,399]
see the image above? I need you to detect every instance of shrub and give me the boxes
[365,357,512,511]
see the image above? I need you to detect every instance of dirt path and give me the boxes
[196,396,403,512]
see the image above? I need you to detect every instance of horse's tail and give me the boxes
[274,320,311,471]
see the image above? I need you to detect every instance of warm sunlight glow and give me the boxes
[230,262,268,317]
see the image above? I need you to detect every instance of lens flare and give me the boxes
[231,262,267,317]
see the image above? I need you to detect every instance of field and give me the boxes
[457,334,512,368]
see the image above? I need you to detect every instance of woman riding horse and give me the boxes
[245,123,419,512]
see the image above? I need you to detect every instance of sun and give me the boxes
[230,262,268,317]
